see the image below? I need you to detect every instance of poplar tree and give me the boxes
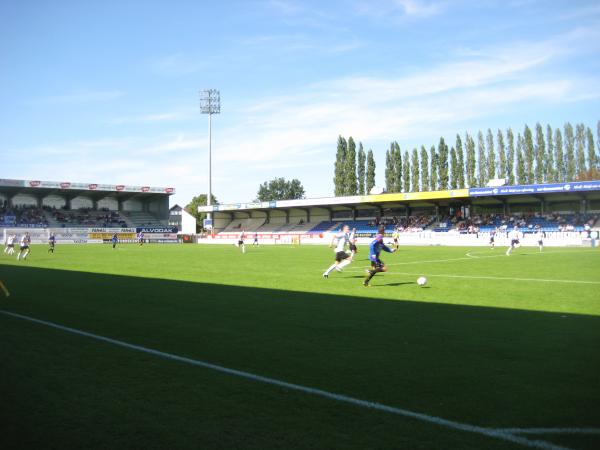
[385,147,393,192]
[366,149,376,193]
[430,146,438,191]
[456,134,465,188]
[477,131,486,187]
[564,122,575,180]
[411,148,420,192]
[393,142,402,192]
[555,128,565,182]
[402,151,410,192]
[420,146,429,191]
[438,137,449,190]
[586,126,596,171]
[466,132,476,187]
[486,128,495,181]
[345,136,357,195]
[449,146,458,189]
[524,125,534,184]
[545,125,556,183]
[334,136,347,196]
[534,123,545,183]
[506,127,515,185]
[497,129,506,179]
[357,143,366,195]
[516,134,526,184]
[575,124,586,177]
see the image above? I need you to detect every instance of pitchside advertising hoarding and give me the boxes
[469,181,600,197]
[1,227,180,244]
[137,226,179,243]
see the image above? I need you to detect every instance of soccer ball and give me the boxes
[417,276,427,286]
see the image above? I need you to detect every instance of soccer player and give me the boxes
[363,226,396,286]
[253,232,259,246]
[111,233,118,249]
[506,226,521,256]
[237,229,246,253]
[535,228,545,252]
[322,224,352,278]
[16,232,31,260]
[48,233,56,253]
[137,231,145,246]
[348,227,358,260]
[392,226,400,250]
[489,228,497,249]
[4,234,16,255]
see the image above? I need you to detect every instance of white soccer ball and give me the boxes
[417,276,427,286]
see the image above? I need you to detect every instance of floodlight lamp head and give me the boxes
[200,89,221,114]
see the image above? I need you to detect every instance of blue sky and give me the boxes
[1,0,599,206]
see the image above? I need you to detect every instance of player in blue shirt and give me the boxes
[111,233,118,249]
[363,226,396,287]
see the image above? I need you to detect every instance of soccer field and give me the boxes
[1,243,599,450]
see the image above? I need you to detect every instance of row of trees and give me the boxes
[333,121,600,195]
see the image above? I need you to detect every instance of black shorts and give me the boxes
[238,240,244,246]
[489,236,495,243]
[335,251,350,262]
[370,258,384,270]
[49,242,55,247]
[20,245,29,250]
[393,238,398,243]
[538,240,543,245]
[349,243,357,252]
[511,239,519,246]
[7,244,14,248]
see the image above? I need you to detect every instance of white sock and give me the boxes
[324,263,337,275]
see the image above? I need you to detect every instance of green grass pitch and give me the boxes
[1,243,599,450]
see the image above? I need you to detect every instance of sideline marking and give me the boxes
[495,428,600,435]
[0,280,9,297]
[0,310,573,450]
[373,272,600,285]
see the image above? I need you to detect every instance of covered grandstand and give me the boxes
[199,181,600,246]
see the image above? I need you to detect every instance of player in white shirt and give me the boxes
[506,226,521,256]
[16,232,31,260]
[4,234,16,255]
[535,228,544,252]
[237,229,246,253]
[322,224,352,278]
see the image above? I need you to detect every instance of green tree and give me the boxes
[449,146,458,189]
[545,125,556,182]
[586,126,596,172]
[466,132,476,187]
[334,136,347,196]
[185,194,219,231]
[524,125,534,184]
[420,146,429,192]
[257,177,305,201]
[437,137,449,190]
[516,134,526,184]
[430,146,438,191]
[575,124,586,177]
[366,149,376,193]
[385,147,393,192]
[357,143,366,195]
[555,128,565,182]
[497,129,506,180]
[393,142,403,192]
[477,131,486,187]
[456,134,465,188]
[411,148,419,192]
[564,122,575,180]
[506,127,515,185]
[486,128,496,181]
[345,137,358,195]
[534,123,545,183]
[402,150,410,192]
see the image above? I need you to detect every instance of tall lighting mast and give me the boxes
[200,89,220,231]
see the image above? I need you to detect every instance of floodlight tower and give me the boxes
[200,89,220,229]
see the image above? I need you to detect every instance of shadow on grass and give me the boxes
[0,264,599,450]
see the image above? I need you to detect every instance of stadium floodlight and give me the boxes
[200,89,220,231]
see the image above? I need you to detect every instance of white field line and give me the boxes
[368,272,600,285]
[0,310,573,450]
[495,428,600,435]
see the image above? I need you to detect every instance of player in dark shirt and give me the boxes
[363,226,395,286]
[111,233,118,249]
[48,233,56,253]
